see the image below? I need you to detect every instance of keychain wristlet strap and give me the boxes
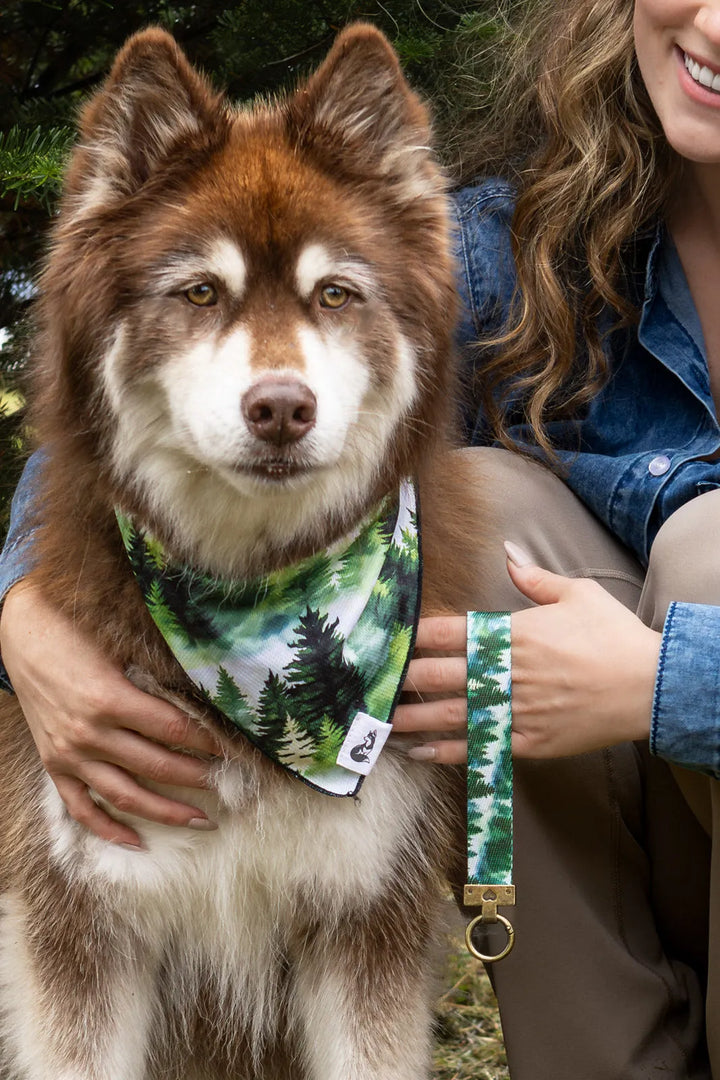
[464,611,516,963]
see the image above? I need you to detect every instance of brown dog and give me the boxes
[0,25,484,1079]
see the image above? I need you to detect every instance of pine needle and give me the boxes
[0,124,73,209]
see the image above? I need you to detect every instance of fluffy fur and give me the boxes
[0,25,486,1079]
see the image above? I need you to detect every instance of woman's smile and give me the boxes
[682,45,720,88]
[635,0,720,161]
[678,43,720,104]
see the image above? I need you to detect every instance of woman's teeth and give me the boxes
[684,51,720,92]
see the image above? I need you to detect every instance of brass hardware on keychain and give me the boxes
[464,884,516,963]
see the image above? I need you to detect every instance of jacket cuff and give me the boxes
[650,601,720,777]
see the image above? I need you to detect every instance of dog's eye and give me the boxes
[319,284,350,310]
[185,283,218,307]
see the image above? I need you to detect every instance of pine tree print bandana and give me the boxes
[116,481,421,797]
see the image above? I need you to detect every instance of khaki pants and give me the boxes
[461,447,716,1079]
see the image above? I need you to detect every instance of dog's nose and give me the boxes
[242,380,317,445]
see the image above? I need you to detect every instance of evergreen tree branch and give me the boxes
[0,124,73,209]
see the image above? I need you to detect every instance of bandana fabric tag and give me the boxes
[336,712,394,776]
[116,481,421,797]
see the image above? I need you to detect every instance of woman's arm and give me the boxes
[0,456,222,847]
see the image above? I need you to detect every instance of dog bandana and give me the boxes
[463,611,516,962]
[116,481,421,797]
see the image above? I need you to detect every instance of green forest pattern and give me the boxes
[115,483,420,794]
[466,611,513,884]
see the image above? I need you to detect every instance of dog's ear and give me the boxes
[286,24,441,202]
[65,28,225,211]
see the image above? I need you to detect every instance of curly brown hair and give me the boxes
[457,0,681,455]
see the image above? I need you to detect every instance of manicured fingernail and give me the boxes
[408,746,437,762]
[118,842,145,852]
[187,817,218,831]
[503,540,533,567]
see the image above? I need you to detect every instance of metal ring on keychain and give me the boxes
[465,912,516,964]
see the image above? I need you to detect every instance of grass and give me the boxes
[433,937,509,1080]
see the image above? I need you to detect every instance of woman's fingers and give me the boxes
[393,695,466,733]
[77,761,216,830]
[36,697,219,802]
[40,722,220,838]
[54,775,145,848]
[47,747,217,846]
[38,723,217,830]
[54,755,218,847]
[66,728,215,790]
[395,616,469,761]
[97,675,222,758]
[403,654,467,695]
[407,739,467,764]
[412,614,466,651]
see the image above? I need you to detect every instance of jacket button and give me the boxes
[648,454,671,476]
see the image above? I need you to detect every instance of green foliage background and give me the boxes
[0,1,502,333]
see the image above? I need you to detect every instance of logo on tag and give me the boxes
[336,712,393,775]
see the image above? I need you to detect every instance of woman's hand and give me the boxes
[0,580,223,848]
[394,545,661,764]
[505,552,660,757]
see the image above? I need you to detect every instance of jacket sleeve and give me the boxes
[451,180,518,444]
[651,601,720,777]
[0,450,43,690]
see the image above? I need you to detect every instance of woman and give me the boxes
[393,0,720,1074]
[2,0,720,1074]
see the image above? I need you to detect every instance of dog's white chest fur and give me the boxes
[43,748,433,934]
[0,752,444,1079]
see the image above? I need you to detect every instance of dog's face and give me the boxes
[37,26,456,575]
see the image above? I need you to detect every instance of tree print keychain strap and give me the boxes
[464,611,516,963]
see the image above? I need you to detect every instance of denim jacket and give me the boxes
[453,178,720,778]
[2,179,719,777]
